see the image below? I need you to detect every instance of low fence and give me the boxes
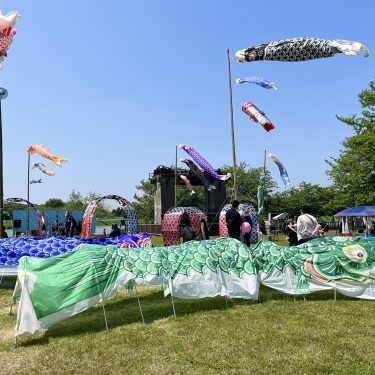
[139,223,220,236]
[138,224,162,235]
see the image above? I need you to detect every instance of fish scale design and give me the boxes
[252,237,375,287]
[14,237,375,338]
[0,233,151,266]
[179,144,231,181]
[236,38,369,63]
[100,237,254,279]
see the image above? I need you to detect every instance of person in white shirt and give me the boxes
[297,206,319,245]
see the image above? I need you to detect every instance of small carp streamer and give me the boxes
[180,159,216,191]
[27,144,67,167]
[30,179,42,184]
[180,175,195,195]
[242,102,275,132]
[267,152,291,186]
[31,162,55,176]
[179,144,231,181]
[235,37,369,63]
[235,76,277,89]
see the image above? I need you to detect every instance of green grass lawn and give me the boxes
[1,236,374,374]
[1,283,375,374]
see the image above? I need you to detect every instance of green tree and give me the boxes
[112,207,124,217]
[133,180,155,223]
[44,198,65,208]
[336,79,375,135]
[83,192,111,218]
[176,185,205,208]
[65,190,111,218]
[269,183,336,218]
[65,190,86,211]
[221,162,278,210]
[4,201,30,215]
[326,78,375,207]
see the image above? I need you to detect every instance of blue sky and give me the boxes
[1,1,373,206]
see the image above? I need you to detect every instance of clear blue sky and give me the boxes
[1,1,373,205]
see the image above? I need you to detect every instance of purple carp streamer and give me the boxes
[235,76,277,89]
[235,38,369,63]
[267,152,291,186]
[179,144,231,181]
[180,159,216,191]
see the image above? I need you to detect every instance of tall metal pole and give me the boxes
[263,150,267,173]
[0,88,8,238]
[174,145,177,207]
[227,48,237,200]
[27,153,30,235]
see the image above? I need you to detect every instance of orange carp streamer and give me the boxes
[27,144,67,167]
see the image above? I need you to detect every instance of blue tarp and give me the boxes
[334,206,375,217]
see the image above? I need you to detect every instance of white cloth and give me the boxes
[297,214,318,241]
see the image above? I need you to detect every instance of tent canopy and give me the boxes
[334,206,375,217]
[272,213,288,220]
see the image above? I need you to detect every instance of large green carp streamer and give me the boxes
[15,238,257,337]
[253,237,375,296]
[15,237,375,337]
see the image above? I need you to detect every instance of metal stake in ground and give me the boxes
[169,276,177,319]
[133,282,145,323]
[0,87,8,238]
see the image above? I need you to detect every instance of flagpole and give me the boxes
[227,48,237,200]
[174,145,177,207]
[0,88,8,238]
[27,153,30,235]
[263,150,267,173]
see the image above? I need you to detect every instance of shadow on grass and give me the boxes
[17,285,363,347]
[0,276,17,289]
[258,285,361,303]
[20,288,241,346]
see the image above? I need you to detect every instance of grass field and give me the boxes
[1,236,374,374]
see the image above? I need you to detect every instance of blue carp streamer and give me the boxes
[0,233,151,266]
[235,76,277,89]
[267,153,291,186]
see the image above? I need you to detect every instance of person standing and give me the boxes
[241,212,253,246]
[286,213,298,246]
[109,224,121,237]
[180,212,194,242]
[199,215,210,240]
[226,200,242,240]
[297,206,319,245]
[65,211,77,237]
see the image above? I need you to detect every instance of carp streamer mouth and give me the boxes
[305,259,329,282]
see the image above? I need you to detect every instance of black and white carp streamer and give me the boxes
[235,38,369,63]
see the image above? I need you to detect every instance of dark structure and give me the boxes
[150,166,227,225]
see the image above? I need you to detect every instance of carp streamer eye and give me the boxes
[343,245,368,263]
